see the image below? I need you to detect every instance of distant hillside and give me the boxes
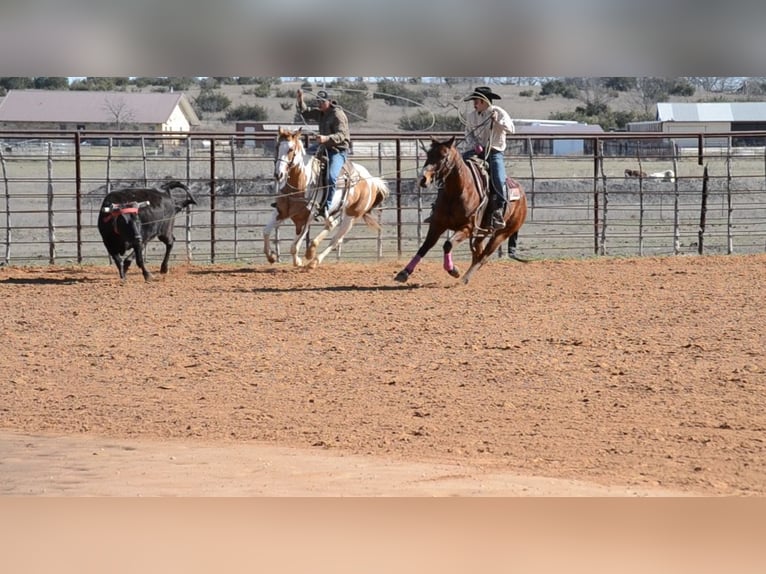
[1,77,759,133]
[178,79,758,133]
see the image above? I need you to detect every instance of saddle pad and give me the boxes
[507,177,522,202]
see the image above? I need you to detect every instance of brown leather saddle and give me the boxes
[464,157,522,231]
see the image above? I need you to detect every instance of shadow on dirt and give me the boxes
[0,276,99,285]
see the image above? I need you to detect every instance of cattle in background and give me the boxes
[624,168,647,178]
[648,169,675,183]
[98,180,196,281]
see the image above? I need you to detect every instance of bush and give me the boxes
[336,91,368,123]
[194,90,231,113]
[224,104,268,122]
[398,110,462,131]
[540,80,579,99]
[250,83,271,97]
[374,79,426,107]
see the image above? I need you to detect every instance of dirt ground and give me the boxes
[1,254,764,496]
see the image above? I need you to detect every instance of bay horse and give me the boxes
[394,136,527,285]
[265,127,390,268]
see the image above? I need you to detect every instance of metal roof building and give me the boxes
[628,102,766,148]
[0,90,200,133]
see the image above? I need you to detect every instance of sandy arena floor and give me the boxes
[1,254,764,496]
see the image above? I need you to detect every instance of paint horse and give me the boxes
[395,136,527,285]
[265,127,390,268]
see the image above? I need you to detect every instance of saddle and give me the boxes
[313,155,355,216]
[464,157,522,232]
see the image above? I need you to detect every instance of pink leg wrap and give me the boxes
[405,255,422,274]
[443,252,454,271]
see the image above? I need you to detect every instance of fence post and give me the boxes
[698,165,709,255]
[396,138,402,257]
[74,132,83,263]
[106,137,113,194]
[185,136,193,262]
[598,140,608,255]
[526,136,535,220]
[592,138,600,255]
[141,136,148,186]
[726,136,733,254]
[1,147,10,264]
[210,139,216,264]
[230,136,239,260]
[47,142,56,264]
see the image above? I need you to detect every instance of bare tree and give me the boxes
[570,77,616,115]
[685,77,743,93]
[630,77,673,116]
[102,95,135,130]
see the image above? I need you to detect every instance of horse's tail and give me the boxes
[369,176,390,209]
[362,176,390,230]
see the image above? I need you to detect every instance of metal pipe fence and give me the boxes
[1,129,765,267]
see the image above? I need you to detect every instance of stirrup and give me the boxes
[490,210,506,230]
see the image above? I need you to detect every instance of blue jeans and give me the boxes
[462,149,507,202]
[325,149,347,208]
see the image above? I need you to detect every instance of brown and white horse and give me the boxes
[265,127,390,268]
[395,136,527,285]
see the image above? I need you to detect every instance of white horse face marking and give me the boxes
[274,138,296,184]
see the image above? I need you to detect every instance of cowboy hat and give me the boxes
[463,86,501,102]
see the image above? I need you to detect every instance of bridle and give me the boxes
[421,144,458,187]
[274,136,301,173]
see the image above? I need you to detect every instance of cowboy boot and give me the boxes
[489,195,506,230]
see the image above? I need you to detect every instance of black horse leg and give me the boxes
[442,237,460,278]
[394,226,445,283]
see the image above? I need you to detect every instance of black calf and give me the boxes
[98,180,196,281]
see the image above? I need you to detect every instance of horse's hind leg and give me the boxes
[311,217,355,268]
[461,234,504,284]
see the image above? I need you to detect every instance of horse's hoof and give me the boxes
[448,267,460,279]
[266,254,277,264]
[394,269,410,283]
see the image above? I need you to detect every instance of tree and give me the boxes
[102,95,136,132]
[33,77,69,90]
[224,104,268,122]
[603,77,637,92]
[398,110,462,131]
[194,89,231,113]
[628,77,695,116]
[0,77,34,91]
[374,79,425,107]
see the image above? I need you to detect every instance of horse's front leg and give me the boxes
[442,230,469,278]
[291,219,311,267]
[262,210,282,264]
[394,224,447,283]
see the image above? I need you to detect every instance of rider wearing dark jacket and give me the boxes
[296,89,350,220]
